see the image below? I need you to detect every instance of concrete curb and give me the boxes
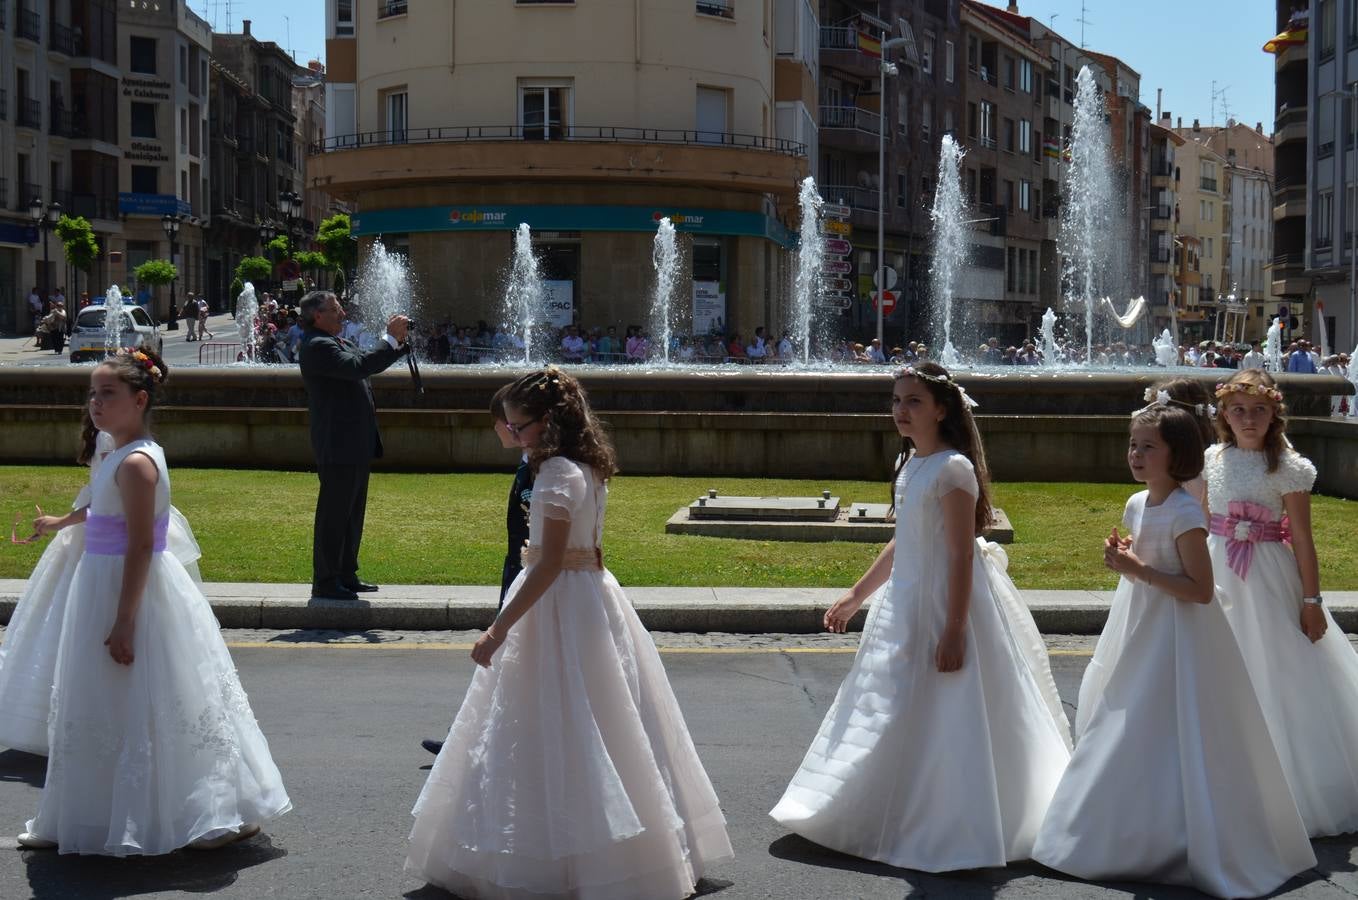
[3,580,1357,634]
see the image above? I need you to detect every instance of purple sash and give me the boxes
[86,513,169,556]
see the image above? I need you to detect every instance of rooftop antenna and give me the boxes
[1211,82,1232,127]
[1076,0,1092,48]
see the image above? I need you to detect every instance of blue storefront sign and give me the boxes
[351,204,796,248]
[0,222,38,245]
[118,193,192,216]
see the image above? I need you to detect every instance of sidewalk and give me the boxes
[4,579,1357,633]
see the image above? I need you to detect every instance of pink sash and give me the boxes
[1208,500,1284,580]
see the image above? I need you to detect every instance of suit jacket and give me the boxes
[298,329,406,465]
[505,457,534,568]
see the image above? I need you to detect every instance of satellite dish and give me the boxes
[896,17,920,64]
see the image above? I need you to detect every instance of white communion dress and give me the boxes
[26,439,289,855]
[0,432,202,756]
[406,456,733,900]
[1207,444,1358,837]
[769,450,1073,872]
[1033,488,1315,898]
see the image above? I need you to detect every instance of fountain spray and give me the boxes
[503,224,544,365]
[1061,66,1115,362]
[931,135,967,367]
[791,177,824,364]
[651,218,679,364]
[102,285,126,357]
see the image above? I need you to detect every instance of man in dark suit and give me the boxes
[297,291,410,601]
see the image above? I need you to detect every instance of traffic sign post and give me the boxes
[823,220,852,236]
[871,290,898,315]
[824,238,852,255]
[821,202,852,219]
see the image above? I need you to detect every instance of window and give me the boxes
[335,0,354,36]
[943,106,953,135]
[520,80,572,140]
[180,108,188,152]
[1205,237,1213,259]
[1007,246,1016,292]
[130,102,156,138]
[179,45,188,85]
[1003,56,1015,91]
[897,171,907,208]
[921,33,935,76]
[1350,0,1358,38]
[696,85,729,143]
[1019,179,1031,211]
[1004,118,1015,153]
[979,101,994,148]
[1019,118,1031,154]
[130,165,157,194]
[1019,59,1033,93]
[386,90,408,142]
[1317,190,1334,246]
[1320,0,1335,56]
[129,36,157,74]
[967,36,978,71]
[379,0,409,18]
[945,40,955,83]
[921,97,932,140]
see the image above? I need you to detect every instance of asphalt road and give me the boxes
[2,313,246,369]
[2,633,1357,900]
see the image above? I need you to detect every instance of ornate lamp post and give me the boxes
[161,212,183,325]
[29,198,61,311]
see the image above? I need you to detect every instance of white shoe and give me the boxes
[188,823,260,851]
[16,832,57,850]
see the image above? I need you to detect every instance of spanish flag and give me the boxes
[857,30,881,58]
[1263,26,1307,53]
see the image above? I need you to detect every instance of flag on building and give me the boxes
[857,30,881,58]
[1263,24,1307,53]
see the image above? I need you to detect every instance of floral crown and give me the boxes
[534,365,563,391]
[1213,381,1282,404]
[1139,387,1216,417]
[895,365,980,409]
[120,348,164,383]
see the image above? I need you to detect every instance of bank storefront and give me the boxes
[352,203,796,338]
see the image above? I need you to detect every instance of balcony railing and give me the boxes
[377,0,407,18]
[16,98,41,129]
[1149,159,1174,177]
[820,25,858,51]
[16,6,39,42]
[311,125,809,156]
[1275,106,1307,132]
[819,184,880,211]
[1151,205,1172,220]
[820,105,882,135]
[14,182,41,212]
[697,0,734,18]
[1199,176,1218,192]
[49,106,76,137]
[69,192,118,220]
[1271,252,1305,270]
[49,21,79,55]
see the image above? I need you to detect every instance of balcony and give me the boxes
[1272,175,1305,221]
[696,0,734,17]
[16,6,39,43]
[1149,159,1174,178]
[16,98,41,130]
[14,182,42,212]
[1151,205,1172,220]
[1274,105,1307,145]
[49,106,77,138]
[69,192,118,220]
[820,105,881,153]
[49,21,79,55]
[819,26,878,76]
[377,0,407,18]
[819,184,879,212]
[1199,176,1218,192]
[1270,252,1310,295]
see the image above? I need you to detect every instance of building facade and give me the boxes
[1147,117,1184,337]
[312,0,809,339]
[1173,121,1229,340]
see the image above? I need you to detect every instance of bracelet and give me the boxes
[1302,594,1324,606]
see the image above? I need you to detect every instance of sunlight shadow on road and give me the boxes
[0,749,46,788]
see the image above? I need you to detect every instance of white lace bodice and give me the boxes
[1204,444,1316,518]
[528,456,606,549]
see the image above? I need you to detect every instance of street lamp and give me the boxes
[258,219,277,252]
[29,198,61,311]
[161,212,183,326]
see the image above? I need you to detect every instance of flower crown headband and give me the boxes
[1213,381,1283,404]
[120,348,164,384]
[896,365,980,409]
[1139,387,1216,417]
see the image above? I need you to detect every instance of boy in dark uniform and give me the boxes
[422,384,534,755]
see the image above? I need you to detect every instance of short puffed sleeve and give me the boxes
[936,452,979,500]
[1121,493,1142,532]
[1169,491,1208,540]
[533,456,589,520]
[1275,450,1318,496]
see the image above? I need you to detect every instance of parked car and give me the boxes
[68,304,164,363]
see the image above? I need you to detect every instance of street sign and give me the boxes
[818,297,853,310]
[821,203,852,219]
[822,259,853,275]
[824,277,854,293]
[823,220,852,235]
[872,267,898,290]
[871,290,898,314]
[824,238,852,255]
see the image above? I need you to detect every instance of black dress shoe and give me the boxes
[311,581,359,601]
[343,579,379,593]
[421,739,443,755]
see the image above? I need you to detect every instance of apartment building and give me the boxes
[1172,120,1229,340]
[1147,117,1184,337]
[312,0,810,335]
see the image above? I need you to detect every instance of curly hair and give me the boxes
[1214,369,1288,472]
[1131,404,1205,482]
[504,367,618,479]
[891,362,994,535]
[94,345,170,420]
[1147,377,1215,447]
[76,407,99,465]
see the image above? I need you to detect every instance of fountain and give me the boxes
[1060,66,1117,361]
[790,176,824,364]
[930,135,967,367]
[1040,307,1059,365]
[503,223,544,365]
[235,282,260,362]
[1152,329,1178,368]
[354,238,420,346]
[102,285,126,357]
[1265,317,1284,373]
[651,217,680,364]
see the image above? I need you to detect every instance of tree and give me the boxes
[133,260,178,321]
[234,256,272,287]
[55,215,100,300]
[295,250,329,289]
[316,213,356,293]
[265,235,290,260]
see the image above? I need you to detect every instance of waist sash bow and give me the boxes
[1209,500,1284,579]
[86,513,169,556]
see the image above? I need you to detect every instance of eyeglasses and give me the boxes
[10,506,43,545]
[505,416,543,437]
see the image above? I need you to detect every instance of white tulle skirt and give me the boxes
[26,548,289,856]
[405,567,733,900]
[0,508,202,757]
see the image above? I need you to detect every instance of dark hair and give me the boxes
[489,382,512,423]
[1132,404,1205,482]
[1214,369,1288,472]
[891,362,994,535]
[94,345,169,421]
[504,367,618,479]
[1147,377,1214,447]
[299,290,335,328]
[77,407,99,465]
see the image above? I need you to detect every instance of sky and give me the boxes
[190,0,1281,134]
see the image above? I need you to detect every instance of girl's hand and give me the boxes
[32,506,62,536]
[935,625,967,673]
[470,628,505,668]
[1300,603,1327,643]
[1103,532,1144,577]
[104,619,135,666]
[824,592,864,633]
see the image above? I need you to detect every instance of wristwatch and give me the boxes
[1302,594,1324,606]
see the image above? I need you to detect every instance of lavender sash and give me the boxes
[86,513,169,556]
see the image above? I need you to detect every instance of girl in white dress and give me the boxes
[1033,402,1314,898]
[18,348,290,855]
[406,367,732,900]
[0,422,202,757]
[770,362,1072,873]
[1208,368,1358,837]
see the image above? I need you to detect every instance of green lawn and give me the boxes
[1,467,1354,590]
